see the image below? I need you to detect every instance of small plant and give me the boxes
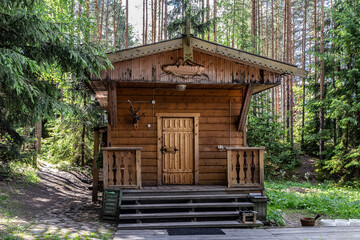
[267,207,285,226]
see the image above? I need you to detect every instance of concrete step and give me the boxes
[120,201,254,210]
[119,211,239,220]
[117,220,263,230]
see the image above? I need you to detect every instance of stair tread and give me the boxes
[119,211,240,219]
[121,202,254,209]
[122,193,249,201]
[117,220,263,230]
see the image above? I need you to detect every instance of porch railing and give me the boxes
[226,147,265,189]
[102,147,142,189]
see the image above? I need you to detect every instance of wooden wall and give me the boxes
[108,87,245,186]
[94,49,279,85]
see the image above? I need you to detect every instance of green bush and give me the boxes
[247,94,301,178]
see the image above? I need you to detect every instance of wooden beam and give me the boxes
[192,37,307,78]
[92,128,100,202]
[108,82,117,127]
[106,38,183,63]
[237,85,254,132]
[183,18,193,61]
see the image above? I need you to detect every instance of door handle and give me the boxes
[160,145,167,153]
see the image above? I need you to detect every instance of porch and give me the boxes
[100,146,265,192]
[98,146,267,229]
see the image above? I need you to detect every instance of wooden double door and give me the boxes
[161,117,194,184]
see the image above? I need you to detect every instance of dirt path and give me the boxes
[0,162,116,239]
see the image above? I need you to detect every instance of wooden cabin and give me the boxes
[89,35,305,229]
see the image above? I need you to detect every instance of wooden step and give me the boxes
[117,220,263,230]
[121,201,254,210]
[119,211,239,220]
[122,193,249,201]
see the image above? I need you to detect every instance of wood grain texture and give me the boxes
[93,50,282,85]
[108,87,245,186]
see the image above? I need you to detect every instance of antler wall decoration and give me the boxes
[128,100,145,129]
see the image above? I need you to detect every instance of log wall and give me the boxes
[108,87,245,186]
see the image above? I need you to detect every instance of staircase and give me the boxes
[117,187,265,230]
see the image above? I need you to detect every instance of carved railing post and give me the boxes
[226,147,265,191]
[102,147,142,189]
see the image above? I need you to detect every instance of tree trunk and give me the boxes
[213,0,217,42]
[99,0,105,44]
[301,0,307,146]
[153,0,157,42]
[81,92,87,166]
[125,0,129,48]
[206,0,210,40]
[105,0,110,48]
[202,0,205,39]
[314,0,318,88]
[320,0,325,158]
[145,0,148,44]
[95,0,100,42]
[36,118,42,152]
[282,0,287,123]
[251,0,256,53]
[114,0,122,49]
[231,0,235,48]
[158,0,162,41]
[143,0,146,44]
[164,0,167,40]
[287,0,293,145]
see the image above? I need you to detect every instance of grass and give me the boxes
[266,180,360,225]
[0,161,40,186]
[0,161,40,220]
[0,224,114,240]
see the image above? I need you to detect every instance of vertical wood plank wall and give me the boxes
[108,87,244,185]
[95,49,279,85]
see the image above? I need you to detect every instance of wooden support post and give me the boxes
[108,82,117,127]
[227,149,232,188]
[92,128,100,202]
[259,149,265,195]
[183,19,193,62]
[238,85,254,146]
[136,149,142,189]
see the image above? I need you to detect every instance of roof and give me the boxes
[106,36,306,78]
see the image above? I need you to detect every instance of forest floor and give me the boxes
[0,161,115,239]
[2,155,355,239]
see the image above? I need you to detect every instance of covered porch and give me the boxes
[100,146,265,192]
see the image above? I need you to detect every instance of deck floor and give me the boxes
[114,227,360,240]
[122,185,228,193]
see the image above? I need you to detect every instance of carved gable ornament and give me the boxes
[162,58,209,80]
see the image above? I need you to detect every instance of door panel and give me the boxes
[162,117,194,184]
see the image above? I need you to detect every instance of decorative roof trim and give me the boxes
[106,36,306,78]
[107,38,183,63]
[191,37,306,78]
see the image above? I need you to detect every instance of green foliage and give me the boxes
[0,161,39,185]
[41,92,106,166]
[266,181,360,219]
[167,0,213,38]
[247,93,301,178]
[301,0,360,182]
[0,0,110,163]
[218,0,252,50]
[267,207,285,226]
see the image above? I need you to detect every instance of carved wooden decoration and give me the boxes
[162,58,208,80]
